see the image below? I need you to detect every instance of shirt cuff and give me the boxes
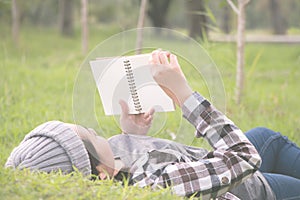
[182,92,205,117]
[182,92,211,137]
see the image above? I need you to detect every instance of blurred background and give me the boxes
[2,0,300,43]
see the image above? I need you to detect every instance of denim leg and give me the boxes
[263,173,300,200]
[245,127,300,179]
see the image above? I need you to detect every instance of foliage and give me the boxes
[0,0,10,21]
[1,25,300,199]
[1,0,300,33]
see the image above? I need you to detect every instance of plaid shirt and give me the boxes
[129,92,261,199]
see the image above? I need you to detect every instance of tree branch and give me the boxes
[243,0,251,6]
[227,0,240,15]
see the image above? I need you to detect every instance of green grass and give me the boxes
[1,24,300,199]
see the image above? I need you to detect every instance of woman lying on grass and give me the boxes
[5,50,300,200]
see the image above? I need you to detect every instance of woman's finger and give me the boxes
[151,50,160,65]
[119,99,129,117]
[144,115,153,125]
[144,107,155,118]
[159,52,169,65]
[170,54,180,70]
[170,54,186,79]
[148,107,155,116]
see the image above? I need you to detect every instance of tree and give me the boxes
[147,0,171,29]
[136,0,148,54]
[12,0,20,47]
[227,0,250,104]
[59,0,74,36]
[186,0,207,40]
[221,4,232,34]
[81,0,88,54]
[269,0,287,35]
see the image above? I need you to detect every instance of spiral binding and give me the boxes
[123,59,142,112]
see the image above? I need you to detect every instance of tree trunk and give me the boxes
[235,0,247,104]
[59,0,74,36]
[221,4,231,34]
[81,0,88,54]
[186,0,207,40]
[12,0,20,47]
[269,0,287,35]
[147,0,170,29]
[136,0,148,55]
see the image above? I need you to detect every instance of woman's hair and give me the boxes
[87,151,100,178]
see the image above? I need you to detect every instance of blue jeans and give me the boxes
[245,127,300,200]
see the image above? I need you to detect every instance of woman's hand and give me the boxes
[150,50,193,107]
[119,100,155,135]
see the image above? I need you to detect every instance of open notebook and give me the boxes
[89,54,175,115]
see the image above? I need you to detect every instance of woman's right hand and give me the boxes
[150,50,193,107]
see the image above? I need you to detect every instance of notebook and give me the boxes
[89,54,175,115]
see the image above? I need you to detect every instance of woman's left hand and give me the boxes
[119,100,155,135]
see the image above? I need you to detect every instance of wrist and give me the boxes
[121,127,149,136]
[176,84,193,107]
[122,131,148,136]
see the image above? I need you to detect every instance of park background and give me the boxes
[1,0,300,199]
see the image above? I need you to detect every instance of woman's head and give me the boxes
[5,121,91,175]
[66,123,115,179]
[5,121,115,179]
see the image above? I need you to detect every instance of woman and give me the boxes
[6,50,300,199]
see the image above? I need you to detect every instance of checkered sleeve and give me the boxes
[131,92,261,199]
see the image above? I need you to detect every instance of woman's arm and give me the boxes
[130,50,261,198]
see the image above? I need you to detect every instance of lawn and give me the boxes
[1,25,299,199]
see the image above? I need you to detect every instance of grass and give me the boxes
[1,24,300,199]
